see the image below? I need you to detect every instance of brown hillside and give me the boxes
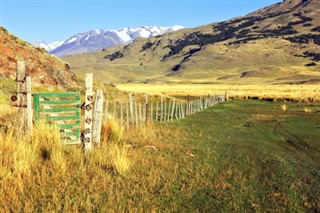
[64,0,320,84]
[0,27,77,87]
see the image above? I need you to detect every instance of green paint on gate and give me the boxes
[33,92,81,144]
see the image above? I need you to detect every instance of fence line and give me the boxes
[12,64,227,150]
[102,91,226,130]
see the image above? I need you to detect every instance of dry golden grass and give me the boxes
[116,84,320,102]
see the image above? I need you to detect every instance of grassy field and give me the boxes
[1,100,319,211]
[116,83,320,102]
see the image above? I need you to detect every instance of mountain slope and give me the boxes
[64,0,320,84]
[51,26,184,57]
[0,27,77,87]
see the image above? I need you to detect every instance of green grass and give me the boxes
[1,100,319,211]
[166,100,320,211]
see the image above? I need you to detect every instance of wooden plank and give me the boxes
[63,130,81,136]
[37,92,80,98]
[58,122,80,129]
[43,114,80,121]
[39,100,80,105]
[40,108,79,113]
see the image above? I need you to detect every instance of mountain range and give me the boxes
[64,0,320,85]
[34,26,184,57]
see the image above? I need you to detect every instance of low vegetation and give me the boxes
[1,99,319,211]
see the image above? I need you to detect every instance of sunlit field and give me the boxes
[116,84,320,102]
[1,99,319,211]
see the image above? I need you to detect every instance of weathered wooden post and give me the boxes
[139,102,142,125]
[175,103,179,120]
[93,89,104,147]
[135,101,138,126]
[171,98,175,121]
[120,102,124,127]
[26,76,32,134]
[187,95,190,116]
[104,101,109,121]
[113,101,117,119]
[168,102,171,121]
[150,102,153,123]
[156,101,159,122]
[129,93,134,125]
[164,100,167,122]
[16,61,27,129]
[181,102,185,118]
[83,73,93,150]
[126,101,129,129]
[160,95,163,122]
[145,94,148,124]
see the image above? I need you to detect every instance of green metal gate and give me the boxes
[33,92,81,144]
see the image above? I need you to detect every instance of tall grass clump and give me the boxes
[101,118,123,143]
[32,124,67,173]
[0,123,67,179]
[0,129,37,179]
[108,145,131,176]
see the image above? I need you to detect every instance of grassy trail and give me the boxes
[157,100,320,211]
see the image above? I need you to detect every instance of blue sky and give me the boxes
[1,0,280,43]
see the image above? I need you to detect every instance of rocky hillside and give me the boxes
[65,0,320,84]
[0,27,77,87]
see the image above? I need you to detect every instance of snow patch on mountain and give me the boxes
[48,25,184,57]
[32,41,64,52]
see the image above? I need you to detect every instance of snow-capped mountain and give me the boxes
[32,41,64,52]
[50,25,184,57]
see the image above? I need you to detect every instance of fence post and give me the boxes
[26,76,32,134]
[104,101,109,121]
[135,101,138,126]
[16,61,27,129]
[145,95,148,124]
[113,101,117,119]
[171,98,175,121]
[150,102,153,123]
[176,103,179,120]
[139,102,142,125]
[120,102,123,127]
[156,101,159,122]
[84,73,93,150]
[93,89,104,147]
[160,95,163,122]
[126,101,129,129]
[129,93,134,125]
[164,99,167,122]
